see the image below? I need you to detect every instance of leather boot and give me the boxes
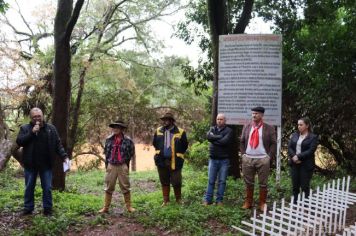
[242,186,254,209]
[161,185,170,206]
[259,187,268,211]
[123,192,136,213]
[98,192,112,213]
[173,186,182,204]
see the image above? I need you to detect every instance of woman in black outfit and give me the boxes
[288,117,318,203]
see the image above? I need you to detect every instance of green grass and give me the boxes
[0,160,355,236]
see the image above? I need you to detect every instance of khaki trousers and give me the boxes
[104,163,130,195]
[242,155,270,188]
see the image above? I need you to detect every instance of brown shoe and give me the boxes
[98,192,112,213]
[202,201,211,206]
[216,202,224,207]
[242,186,254,209]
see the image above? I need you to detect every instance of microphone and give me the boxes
[35,121,40,136]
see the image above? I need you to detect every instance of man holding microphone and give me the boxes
[16,107,68,216]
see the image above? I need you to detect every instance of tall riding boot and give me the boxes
[98,192,112,213]
[173,186,182,204]
[161,185,170,206]
[123,192,136,213]
[259,187,268,211]
[242,186,254,209]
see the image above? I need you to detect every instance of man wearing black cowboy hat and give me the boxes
[153,112,188,206]
[98,120,136,213]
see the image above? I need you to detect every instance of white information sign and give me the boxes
[218,34,282,126]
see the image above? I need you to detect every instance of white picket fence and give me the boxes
[232,176,356,235]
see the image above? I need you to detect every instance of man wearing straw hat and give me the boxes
[98,120,136,213]
[153,112,188,206]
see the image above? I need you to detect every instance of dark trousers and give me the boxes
[24,168,53,211]
[290,165,313,203]
[157,159,182,187]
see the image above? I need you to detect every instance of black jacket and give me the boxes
[207,126,233,160]
[16,122,68,170]
[153,125,188,170]
[288,132,318,169]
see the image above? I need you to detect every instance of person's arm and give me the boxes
[152,131,158,149]
[297,135,318,161]
[240,125,247,155]
[287,134,296,158]
[212,128,233,146]
[181,131,188,153]
[16,125,34,146]
[126,140,135,168]
[268,126,277,160]
[207,127,222,141]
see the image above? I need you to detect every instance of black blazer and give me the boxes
[288,132,318,169]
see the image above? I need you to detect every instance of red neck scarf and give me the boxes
[249,121,263,149]
[111,135,122,162]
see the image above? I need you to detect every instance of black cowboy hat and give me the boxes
[160,112,175,122]
[109,120,128,128]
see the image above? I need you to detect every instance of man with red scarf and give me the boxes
[99,120,136,213]
[240,107,276,211]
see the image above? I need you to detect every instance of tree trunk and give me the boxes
[207,0,227,126]
[0,102,14,170]
[0,101,23,170]
[52,0,84,190]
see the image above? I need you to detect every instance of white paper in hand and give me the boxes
[63,159,71,173]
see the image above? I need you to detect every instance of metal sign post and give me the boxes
[276,126,282,187]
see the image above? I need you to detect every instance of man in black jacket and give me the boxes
[16,108,68,216]
[203,113,233,206]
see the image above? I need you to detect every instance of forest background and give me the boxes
[0,0,355,235]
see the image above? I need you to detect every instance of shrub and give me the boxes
[189,119,210,143]
[186,140,209,168]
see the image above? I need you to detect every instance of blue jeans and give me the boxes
[204,159,230,203]
[24,168,53,211]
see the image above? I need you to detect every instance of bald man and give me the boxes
[203,113,233,206]
[16,108,68,216]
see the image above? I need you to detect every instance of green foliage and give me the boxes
[0,0,8,14]
[0,164,354,235]
[257,0,356,173]
[189,119,210,143]
[186,141,210,169]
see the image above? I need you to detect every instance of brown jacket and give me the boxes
[240,122,277,161]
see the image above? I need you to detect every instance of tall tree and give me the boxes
[52,0,84,190]
[67,0,181,159]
